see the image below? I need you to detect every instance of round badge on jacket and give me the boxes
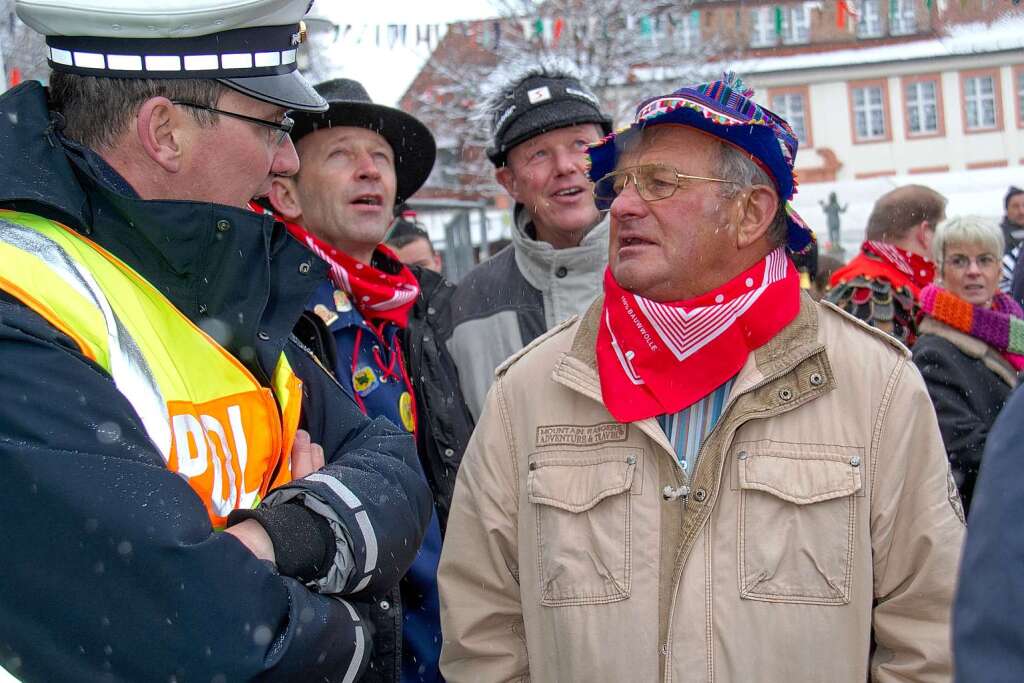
[399,391,415,432]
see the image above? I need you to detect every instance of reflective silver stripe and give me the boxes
[0,219,171,459]
[306,473,362,509]
[354,511,378,574]
[306,472,379,574]
[48,46,299,72]
[339,599,366,683]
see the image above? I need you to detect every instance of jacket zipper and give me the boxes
[660,347,827,683]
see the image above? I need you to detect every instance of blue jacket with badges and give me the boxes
[305,276,448,683]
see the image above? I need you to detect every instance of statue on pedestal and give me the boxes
[819,192,848,257]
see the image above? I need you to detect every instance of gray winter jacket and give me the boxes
[446,205,608,419]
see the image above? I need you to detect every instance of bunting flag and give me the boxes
[310,0,954,54]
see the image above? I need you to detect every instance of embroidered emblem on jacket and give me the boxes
[536,423,628,447]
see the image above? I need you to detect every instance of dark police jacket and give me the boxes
[0,81,432,682]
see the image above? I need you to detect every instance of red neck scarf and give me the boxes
[862,241,935,293]
[596,248,801,423]
[285,221,420,328]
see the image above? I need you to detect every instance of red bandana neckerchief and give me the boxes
[863,240,935,293]
[285,221,420,328]
[596,247,801,423]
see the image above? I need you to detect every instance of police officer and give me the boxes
[0,2,431,680]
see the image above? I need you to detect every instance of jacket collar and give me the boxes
[555,291,830,418]
[0,81,328,380]
[511,203,609,290]
[919,316,1018,387]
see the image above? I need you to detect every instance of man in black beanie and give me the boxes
[445,62,612,419]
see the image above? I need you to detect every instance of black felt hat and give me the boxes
[486,73,612,167]
[289,79,437,203]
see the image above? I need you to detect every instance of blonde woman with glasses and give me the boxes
[913,215,1024,517]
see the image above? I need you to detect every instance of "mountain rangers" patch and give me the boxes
[536,423,628,448]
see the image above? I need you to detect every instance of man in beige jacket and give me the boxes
[438,75,965,682]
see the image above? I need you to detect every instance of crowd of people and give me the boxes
[1,1,1023,682]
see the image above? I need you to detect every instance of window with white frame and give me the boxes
[964,75,997,130]
[781,5,811,45]
[852,85,886,140]
[771,92,810,144]
[856,0,883,38]
[905,80,939,135]
[750,7,776,47]
[889,0,917,36]
[674,11,701,52]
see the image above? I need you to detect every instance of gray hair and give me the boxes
[49,72,227,150]
[714,142,788,248]
[932,215,1004,269]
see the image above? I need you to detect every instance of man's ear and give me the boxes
[269,176,302,221]
[734,185,779,250]
[495,166,518,200]
[136,97,184,174]
[916,220,936,253]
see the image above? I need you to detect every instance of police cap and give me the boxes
[15,0,328,112]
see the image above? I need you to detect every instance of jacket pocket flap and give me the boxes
[528,456,636,514]
[738,453,861,505]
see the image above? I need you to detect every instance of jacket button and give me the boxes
[529,462,538,470]
[737,450,749,460]
[850,456,861,467]
[444,448,455,458]
[378,600,390,611]
[778,388,793,401]
[298,261,311,274]
[216,219,231,233]
[809,372,824,386]
[427,307,437,316]
[626,455,637,465]
[555,266,568,278]
[257,331,270,341]
[693,488,707,503]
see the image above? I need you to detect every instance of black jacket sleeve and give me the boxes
[265,339,433,595]
[0,295,379,682]
[954,385,1024,682]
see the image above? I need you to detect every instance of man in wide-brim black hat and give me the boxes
[269,78,474,683]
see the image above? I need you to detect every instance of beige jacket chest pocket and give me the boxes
[733,440,864,605]
[527,447,641,607]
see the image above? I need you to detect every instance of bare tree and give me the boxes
[403,0,725,196]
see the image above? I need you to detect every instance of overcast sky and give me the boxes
[315,0,499,106]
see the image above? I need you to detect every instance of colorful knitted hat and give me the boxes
[587,73,814,253]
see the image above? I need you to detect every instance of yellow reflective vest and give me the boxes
[0,209,301,528]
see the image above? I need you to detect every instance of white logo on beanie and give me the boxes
[494,105,517,134]
[527,86,552,104]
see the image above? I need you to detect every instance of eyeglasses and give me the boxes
[171,100,294,147]
[945,253,998,270]
[593,163,738,210]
